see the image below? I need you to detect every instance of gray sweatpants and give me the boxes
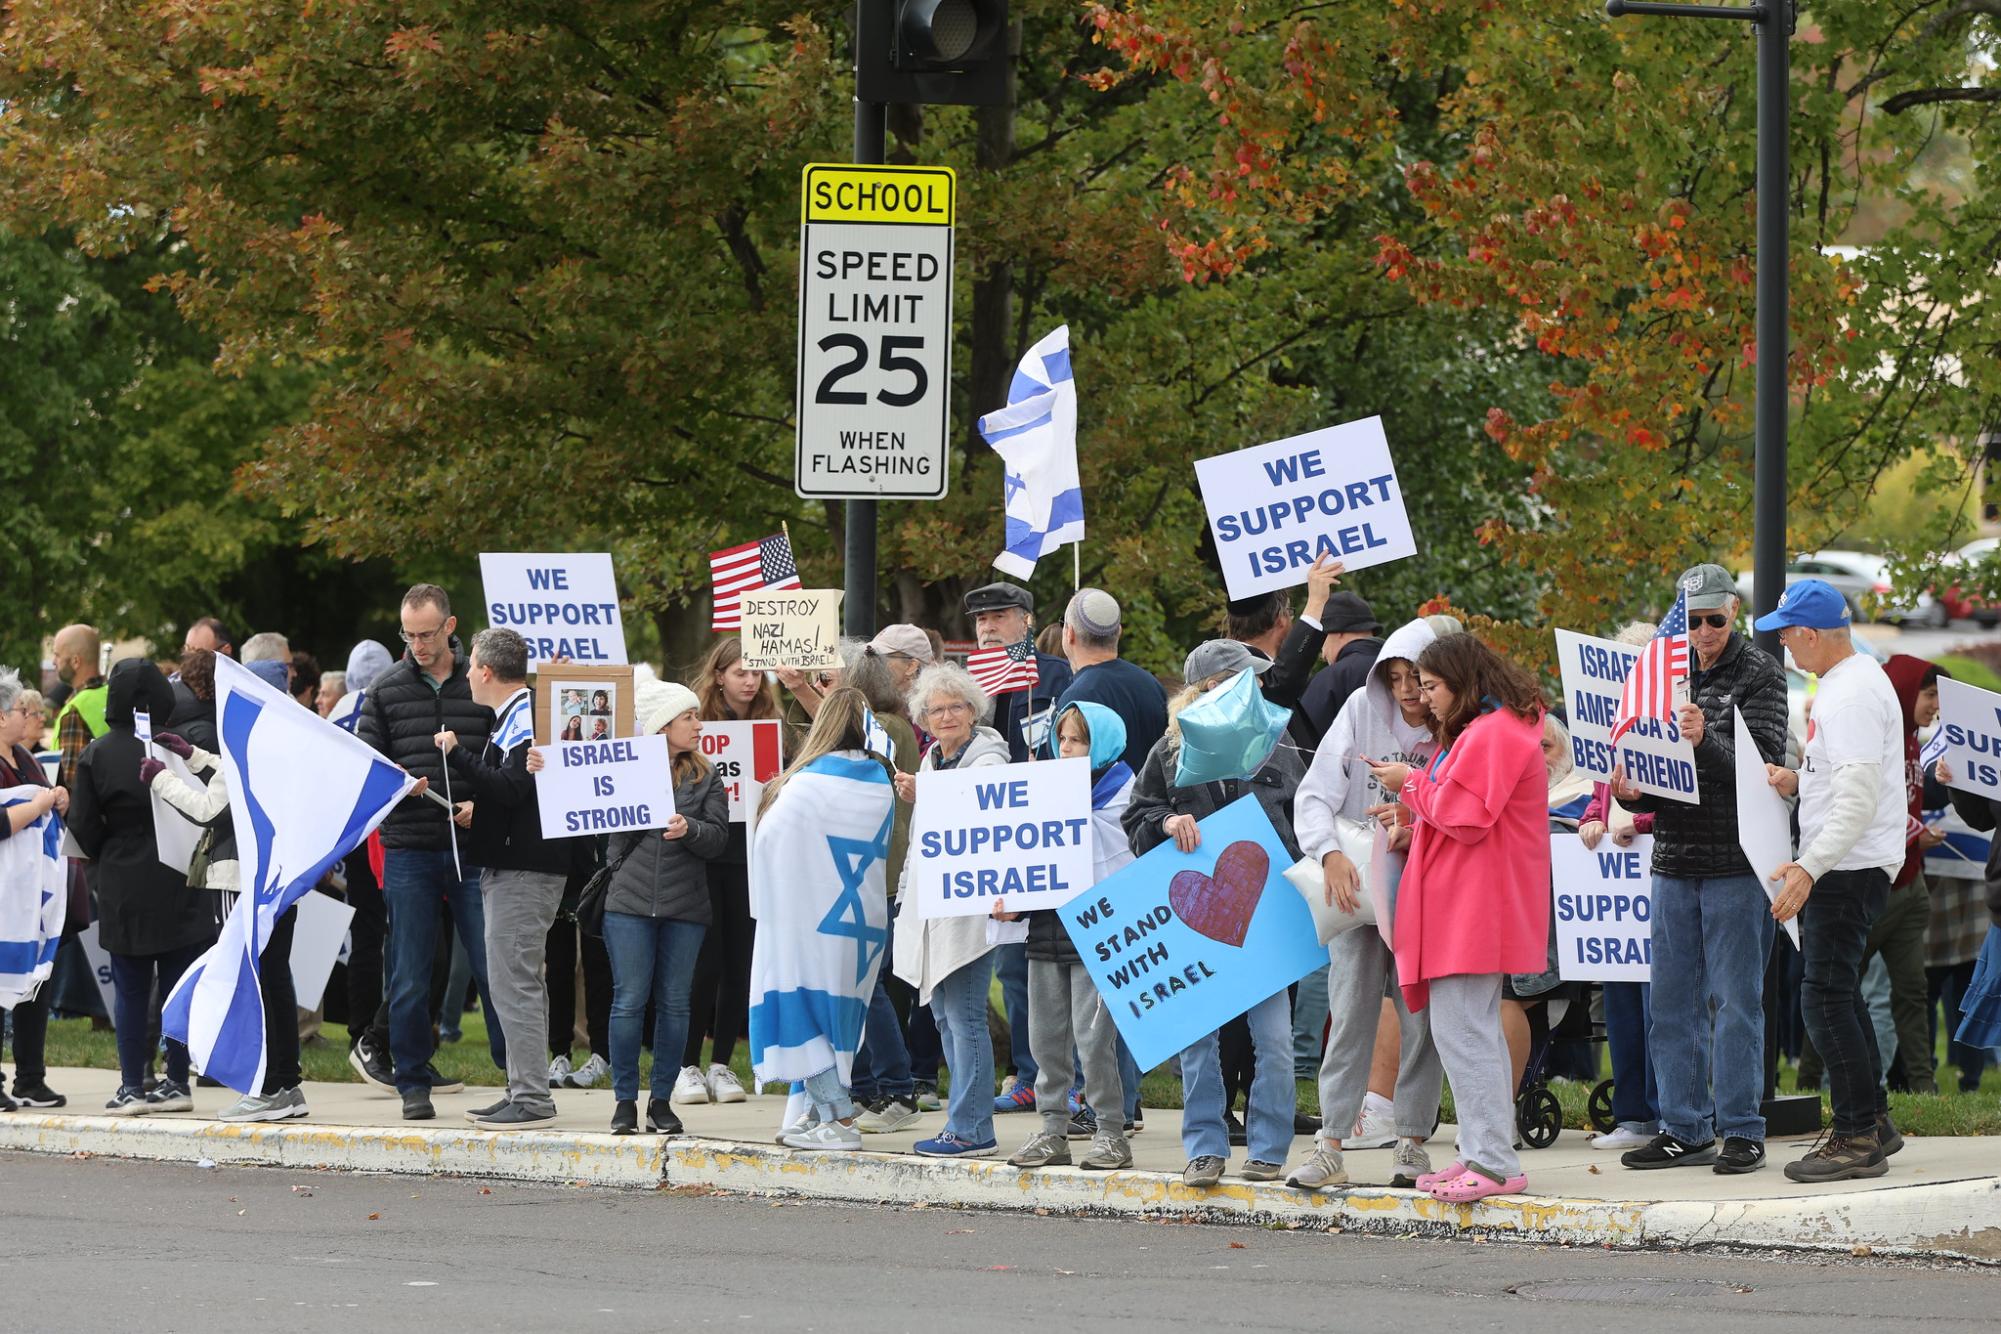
[1028,959,1124,1138]
[1427,972,1520,1180]
[482,868,566,1116]
[1316,928,1444,1140]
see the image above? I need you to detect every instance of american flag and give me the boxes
[967,639,1040,696]
[709,533,801,632]
[1608,589,1690,748]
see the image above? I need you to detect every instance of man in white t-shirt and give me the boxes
[1757,579,1907,1183]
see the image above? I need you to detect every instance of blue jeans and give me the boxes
[381,849,501,1091]
[1116,1033,1143,1121]
[1648,872,1772,1142]
[1603,980,1659,1131]
[995,941,1036,1085]
[1800,869,1891,1136]
[804,1067,856,1122]
[1180,989,1295,1163]
[603,912,707,1104]
[850,911,913,1103]
[1291,965,1329,1081]
[929,952,996,1144]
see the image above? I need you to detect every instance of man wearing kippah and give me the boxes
[1048,587,1167,773]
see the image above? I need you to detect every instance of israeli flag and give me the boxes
[492,686,534,755]
[1920,725,1948,774]
[860,705,893,762]
[163,655,414,1093]
[979,325,1082,579]
[0,788,66,1009]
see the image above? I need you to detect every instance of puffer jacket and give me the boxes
[355,638,492,851]
[1123,729,1307,862]
[604,764,729,921]
[1624,632,1789,879]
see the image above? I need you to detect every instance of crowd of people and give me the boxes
[3,560,1999,1204]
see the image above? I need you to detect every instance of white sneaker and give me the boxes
[548,1054,573,1088]
[775,1109,820,1145]
[708,1064,747,1104]
[671,1065,712,1105]
[567,1054,608,1089]
[1590,1124,1657,1151]
[1349,1106,1397,1149]
[783,1119,863,1151]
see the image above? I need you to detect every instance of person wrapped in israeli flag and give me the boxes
[163,655,415,1094]
[747,691,895,1149]
[0,787,66,1010]
[979,325,1082,579]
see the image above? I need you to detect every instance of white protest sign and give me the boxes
[534,735,675,840]
[1194,415,1416,599]
[478,552,627,666]
[908,756,1095,919]
[134,709,203,876]
[1935,676,2001,800]
[1551,833,1653,982]
[699,719,786,824]
[288,889,357,1012]
[76,921,118,1018]
[1554,628,1700,804]
[740,589,843,672]
[1733,706,1800,949]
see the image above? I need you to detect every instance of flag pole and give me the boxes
[1072,541,1081,593]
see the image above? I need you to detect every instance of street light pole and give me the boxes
[1605,0,1791,658]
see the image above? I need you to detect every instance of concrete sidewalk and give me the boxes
[4,1066,1997,1260]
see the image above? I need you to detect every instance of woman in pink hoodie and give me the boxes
[1367,633,1551,1202]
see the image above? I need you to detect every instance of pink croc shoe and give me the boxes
[1413,1160,1463,1192]
[1426,1167,1527,1203]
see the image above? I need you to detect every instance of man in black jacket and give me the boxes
[1226,554,1344,757]
[356,584,500,1120]
[437,628,570,1130]
[1612,563,1791,1176]
[1296,592,1384,750]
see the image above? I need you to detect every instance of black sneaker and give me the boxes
[1620,1132,1718,1169]
[646,1097,683,1135]
[463,1098,510,1124]
[401,1088,435,1121]
[1065,1110,1098,1140]
[472,1102,557,1130]
[1876,1111,1905,1158]
[12,1080,65,1109]
[415,1064,465,1094]
[349,1037,394,1091]
[1784,1130,1887,1183]
[0,1086,16,1112]
[1293,1112,1323,1136]
[611,1100,638,1135]
[1225,1111,1247,1147]
[1713,1136,1766,1175]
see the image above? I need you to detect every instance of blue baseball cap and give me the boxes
[1752,578,1852,632]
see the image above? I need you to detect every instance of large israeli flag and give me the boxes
[0,788,66,1009]
[979,325,1082,579]
[163,655,413,1093]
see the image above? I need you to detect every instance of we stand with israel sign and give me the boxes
[1554,628,1700,803]
[1194,416,1416,599]
[907,758,1094,919]
[479,552,627,666]
[795,163,955,500]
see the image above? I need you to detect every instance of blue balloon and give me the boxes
[1173,669,1290,786]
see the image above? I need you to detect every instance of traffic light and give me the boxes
[856,0,1011,108]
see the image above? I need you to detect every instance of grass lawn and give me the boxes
[28,1003,2001,1138]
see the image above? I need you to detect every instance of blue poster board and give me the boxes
[1061,795,1327,1071]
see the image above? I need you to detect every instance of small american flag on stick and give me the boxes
[1608,589,1690,748]
[967,639,1040,696]
[709,533,801,632]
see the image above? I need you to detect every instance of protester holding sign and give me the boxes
[1289,617,1445,1192]
[891,662,1011,1157]
[1365,633,1548,1203]
[1124,641,1305,1188]
[0,667,68,1111]
[1608,564,1788,1176]
[1758,580,1911,1183]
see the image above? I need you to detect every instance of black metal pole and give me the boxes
[1751,3,1790,659]
[845,96,886,641]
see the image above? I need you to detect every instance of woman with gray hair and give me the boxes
[890,662,1009,1157]
[0,667,69,1110]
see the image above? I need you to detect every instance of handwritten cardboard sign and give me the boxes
[740,589,844,672]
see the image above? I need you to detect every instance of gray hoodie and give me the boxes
[1294,617,1441,863]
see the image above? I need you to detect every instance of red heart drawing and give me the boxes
[1169,840,1270,948]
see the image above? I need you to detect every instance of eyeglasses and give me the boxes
[1690,613,1732,630]
[399,623,448,645]
[926,700,973,718]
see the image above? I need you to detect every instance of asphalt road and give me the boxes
[3,1153,1994,1332]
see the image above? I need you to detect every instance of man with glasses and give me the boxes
[1610,563,1789,1176]
[355,584,501,1120]
[1758,579,1910,1182]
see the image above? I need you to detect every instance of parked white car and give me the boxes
[1734,550,1946,627]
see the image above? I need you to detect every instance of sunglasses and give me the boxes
[1689,613,1732,630]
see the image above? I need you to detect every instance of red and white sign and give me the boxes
[700,719,786,823]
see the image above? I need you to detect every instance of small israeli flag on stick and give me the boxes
[979,325,1082,581]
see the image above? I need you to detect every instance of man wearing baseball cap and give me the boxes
[1757,578,1910,1182]
[1049,587,1167,773]
[1611,562,1789,1176]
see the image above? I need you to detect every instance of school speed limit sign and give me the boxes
[795,163,955,500]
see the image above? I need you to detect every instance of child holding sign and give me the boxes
[1006,703,1136,1172]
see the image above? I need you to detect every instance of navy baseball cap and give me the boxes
[1752,578,1852,632]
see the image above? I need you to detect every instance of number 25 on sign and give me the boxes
[795,163,955,501]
